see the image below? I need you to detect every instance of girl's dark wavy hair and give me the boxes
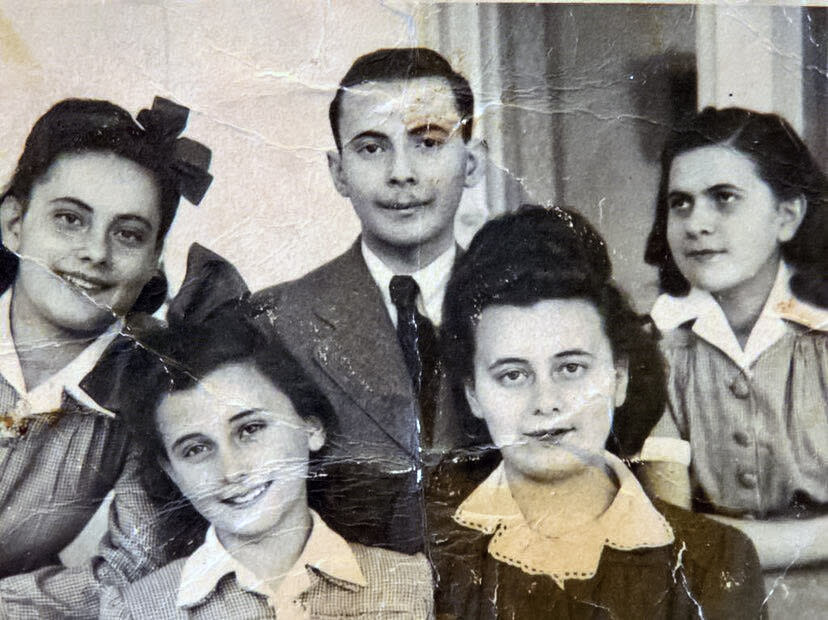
[0,99,199,311]
[442,205,667,459]
[645,107,828,307]
[114,300,338,543]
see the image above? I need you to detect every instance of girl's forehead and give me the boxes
[669,145,762,188]
[155,362,299,435]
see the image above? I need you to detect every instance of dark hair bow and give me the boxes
[80,243,249,415]
[136,97,213,205]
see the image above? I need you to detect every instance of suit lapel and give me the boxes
[310,243,419,456]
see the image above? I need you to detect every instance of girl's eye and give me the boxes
[239,422,265,440]
[557,362,586,379]
[54,211,84,228]
[667,195,692,213]
[713,190,739,205]
[113,228,147,246]
[497,369,529,386]
[182,443,210,459]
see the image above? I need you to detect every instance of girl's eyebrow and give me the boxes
[170,432,206,452]
[706,183,742,193]
[50,196,92,211]
[488,357,528,370]
[555,349,593,358]
[229,408,265,424]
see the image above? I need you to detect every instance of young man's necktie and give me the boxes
[389,275,439,446]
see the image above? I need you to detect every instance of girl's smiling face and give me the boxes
[666,145,804,298]
[1,151,162,337]
[156,362,325,542]
[465,299,628,482]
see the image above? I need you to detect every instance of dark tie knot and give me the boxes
[389,275,420,309]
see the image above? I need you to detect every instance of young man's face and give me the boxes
[329,76,483,260]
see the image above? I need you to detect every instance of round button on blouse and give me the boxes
[737,471,758,489]
[729,374,751,399]
[732,431,751,447]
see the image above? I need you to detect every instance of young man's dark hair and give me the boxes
[329,47,474,150]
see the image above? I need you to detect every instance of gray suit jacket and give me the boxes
[250,241,474,553]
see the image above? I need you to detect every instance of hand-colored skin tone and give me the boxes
[465,299,628,484]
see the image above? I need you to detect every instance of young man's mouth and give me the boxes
[219,480,273,507]
[377,199,432,211]
[56,271,112,294]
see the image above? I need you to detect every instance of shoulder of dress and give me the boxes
[117,559,186,615]
[657,323,695,351]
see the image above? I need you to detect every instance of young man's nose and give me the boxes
[387,147,418,186]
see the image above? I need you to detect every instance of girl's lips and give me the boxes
[56,271,112,293]
[219,480,272,507]
[685,249,726,262]
[524,427,575,443]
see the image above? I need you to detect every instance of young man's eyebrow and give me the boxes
[50,197,92,211]
[408,123,451,137]
[345,130,388,147]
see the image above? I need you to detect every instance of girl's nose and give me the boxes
[219,446,249,484]
[78,230,111,265]
[684,199,717,237]
[532,377,563,416]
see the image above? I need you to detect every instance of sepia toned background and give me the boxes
[0,1,824,309]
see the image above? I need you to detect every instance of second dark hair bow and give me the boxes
[137,97,213,205]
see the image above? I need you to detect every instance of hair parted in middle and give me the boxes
[442,204,667,458]
[328,47,474,151]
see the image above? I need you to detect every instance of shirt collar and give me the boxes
[177,510,366,610]
[650,262,828,370]
[361,239,455,327]
[0,288,119,418]
[453,452,674,588]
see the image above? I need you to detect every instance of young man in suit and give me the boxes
[252,48,485,554]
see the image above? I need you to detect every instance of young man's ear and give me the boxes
[777,196,806,243]
[464,381,485,420]
[613,356,630,409]
[306,415,327,452]
[462,139,487,189]
[327,150,350,198]
[0,195,24,253]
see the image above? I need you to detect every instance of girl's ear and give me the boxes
[463,139,487,189]
[464,381,485,420]
[777,196,806,243]
[305,415,326,452]
[613,356,630,409]
[327,150,350,198]
[0,195,24,253]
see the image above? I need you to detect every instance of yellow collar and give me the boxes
[453,452,674,588]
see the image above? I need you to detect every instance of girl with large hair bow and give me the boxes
[0,97,212,618]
